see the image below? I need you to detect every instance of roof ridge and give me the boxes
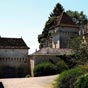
[0,37,29,49]
[56,12,79,28]
[0,37,22,39]
[57,11,64,26]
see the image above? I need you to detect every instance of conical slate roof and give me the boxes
[55,12,79,28]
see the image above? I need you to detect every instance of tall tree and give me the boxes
[69,35,88,65]
[50,3,64,17]
[38,3,64,49]
[66,10,88,26]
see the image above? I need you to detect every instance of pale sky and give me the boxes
[0,0,88,54]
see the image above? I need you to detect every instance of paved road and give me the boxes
[0,75,58,88]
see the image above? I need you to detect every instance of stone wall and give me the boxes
[52,27,79,48]
[0,48,30,78]
[0,49,28,58]
[28,54,60,76]
[0,57,30,78]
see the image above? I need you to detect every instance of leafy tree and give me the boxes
[66,10,88,26]
[50,3,64,17]
[38,3,88,49]
[69,35,88,65]
[38,3,64,48]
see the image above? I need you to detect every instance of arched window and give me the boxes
[20,58,21,61]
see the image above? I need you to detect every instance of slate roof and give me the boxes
[55,12,79,28]
[0,37,29,49]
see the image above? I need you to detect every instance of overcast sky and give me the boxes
[0,0,88,54]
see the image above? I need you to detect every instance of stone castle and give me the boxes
[40,12,80,49]
[0,12,88,77]
[29,12,88,76]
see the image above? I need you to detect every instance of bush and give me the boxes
[56,60,68,73]
[34,61,56,76]
[54,66,88,88]
[60,55,77,68]
[75,74,88,88]
[25,74,31,78]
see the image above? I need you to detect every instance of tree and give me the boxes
[66,10,88,26]
[69,35,88,65]
[50,3,64,17]
[38,3,64,49]
[45,3,64,29]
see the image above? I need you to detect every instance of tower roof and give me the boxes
[55,12,79,28]
[0,37,29,49]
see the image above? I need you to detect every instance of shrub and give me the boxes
[54,66,88,88]
[60,55,77,68]
[75,74,88,88]
[56,60,68,73]
[25,74,31,78]
[34,61,56,76]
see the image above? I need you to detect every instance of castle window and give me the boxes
[2,58,4,61]
[5,50,7,52]
[7,58,10,60]
[5,58,7,61]
[25,58,27,63]
[16,58,17,60]
[17,58,18,61]
[9,58,11,60]
[14,58,16,60]
[12,58,14,61]
[20,58,21,61]
[23,58,25,61]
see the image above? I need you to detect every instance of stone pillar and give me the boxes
[56,40,60,48]
[52,41,55,48]
[30,57,35,77]
[28,55,35,77]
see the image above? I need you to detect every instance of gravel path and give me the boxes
[0,75,58,88]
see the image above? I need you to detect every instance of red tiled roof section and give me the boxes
[56,12,79,28]
[0,37,29,49]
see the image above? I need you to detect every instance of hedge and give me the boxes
[34,61,56,76]
[75,74,88,88]
[56,60,68,73]
[54,66,88,88]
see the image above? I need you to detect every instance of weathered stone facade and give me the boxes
[28,54,60,76]
[42,12,79,49]
[28,47,73,76]
[52,27,79,48]
[0,37,30,78]
[0,49,28,58]
[29,12,80,76]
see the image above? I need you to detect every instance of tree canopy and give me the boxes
[50,3,64,17]
[69,35,88,65]
[38,3,88,49]
[66,10,88,26]
[38,3,64,49]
